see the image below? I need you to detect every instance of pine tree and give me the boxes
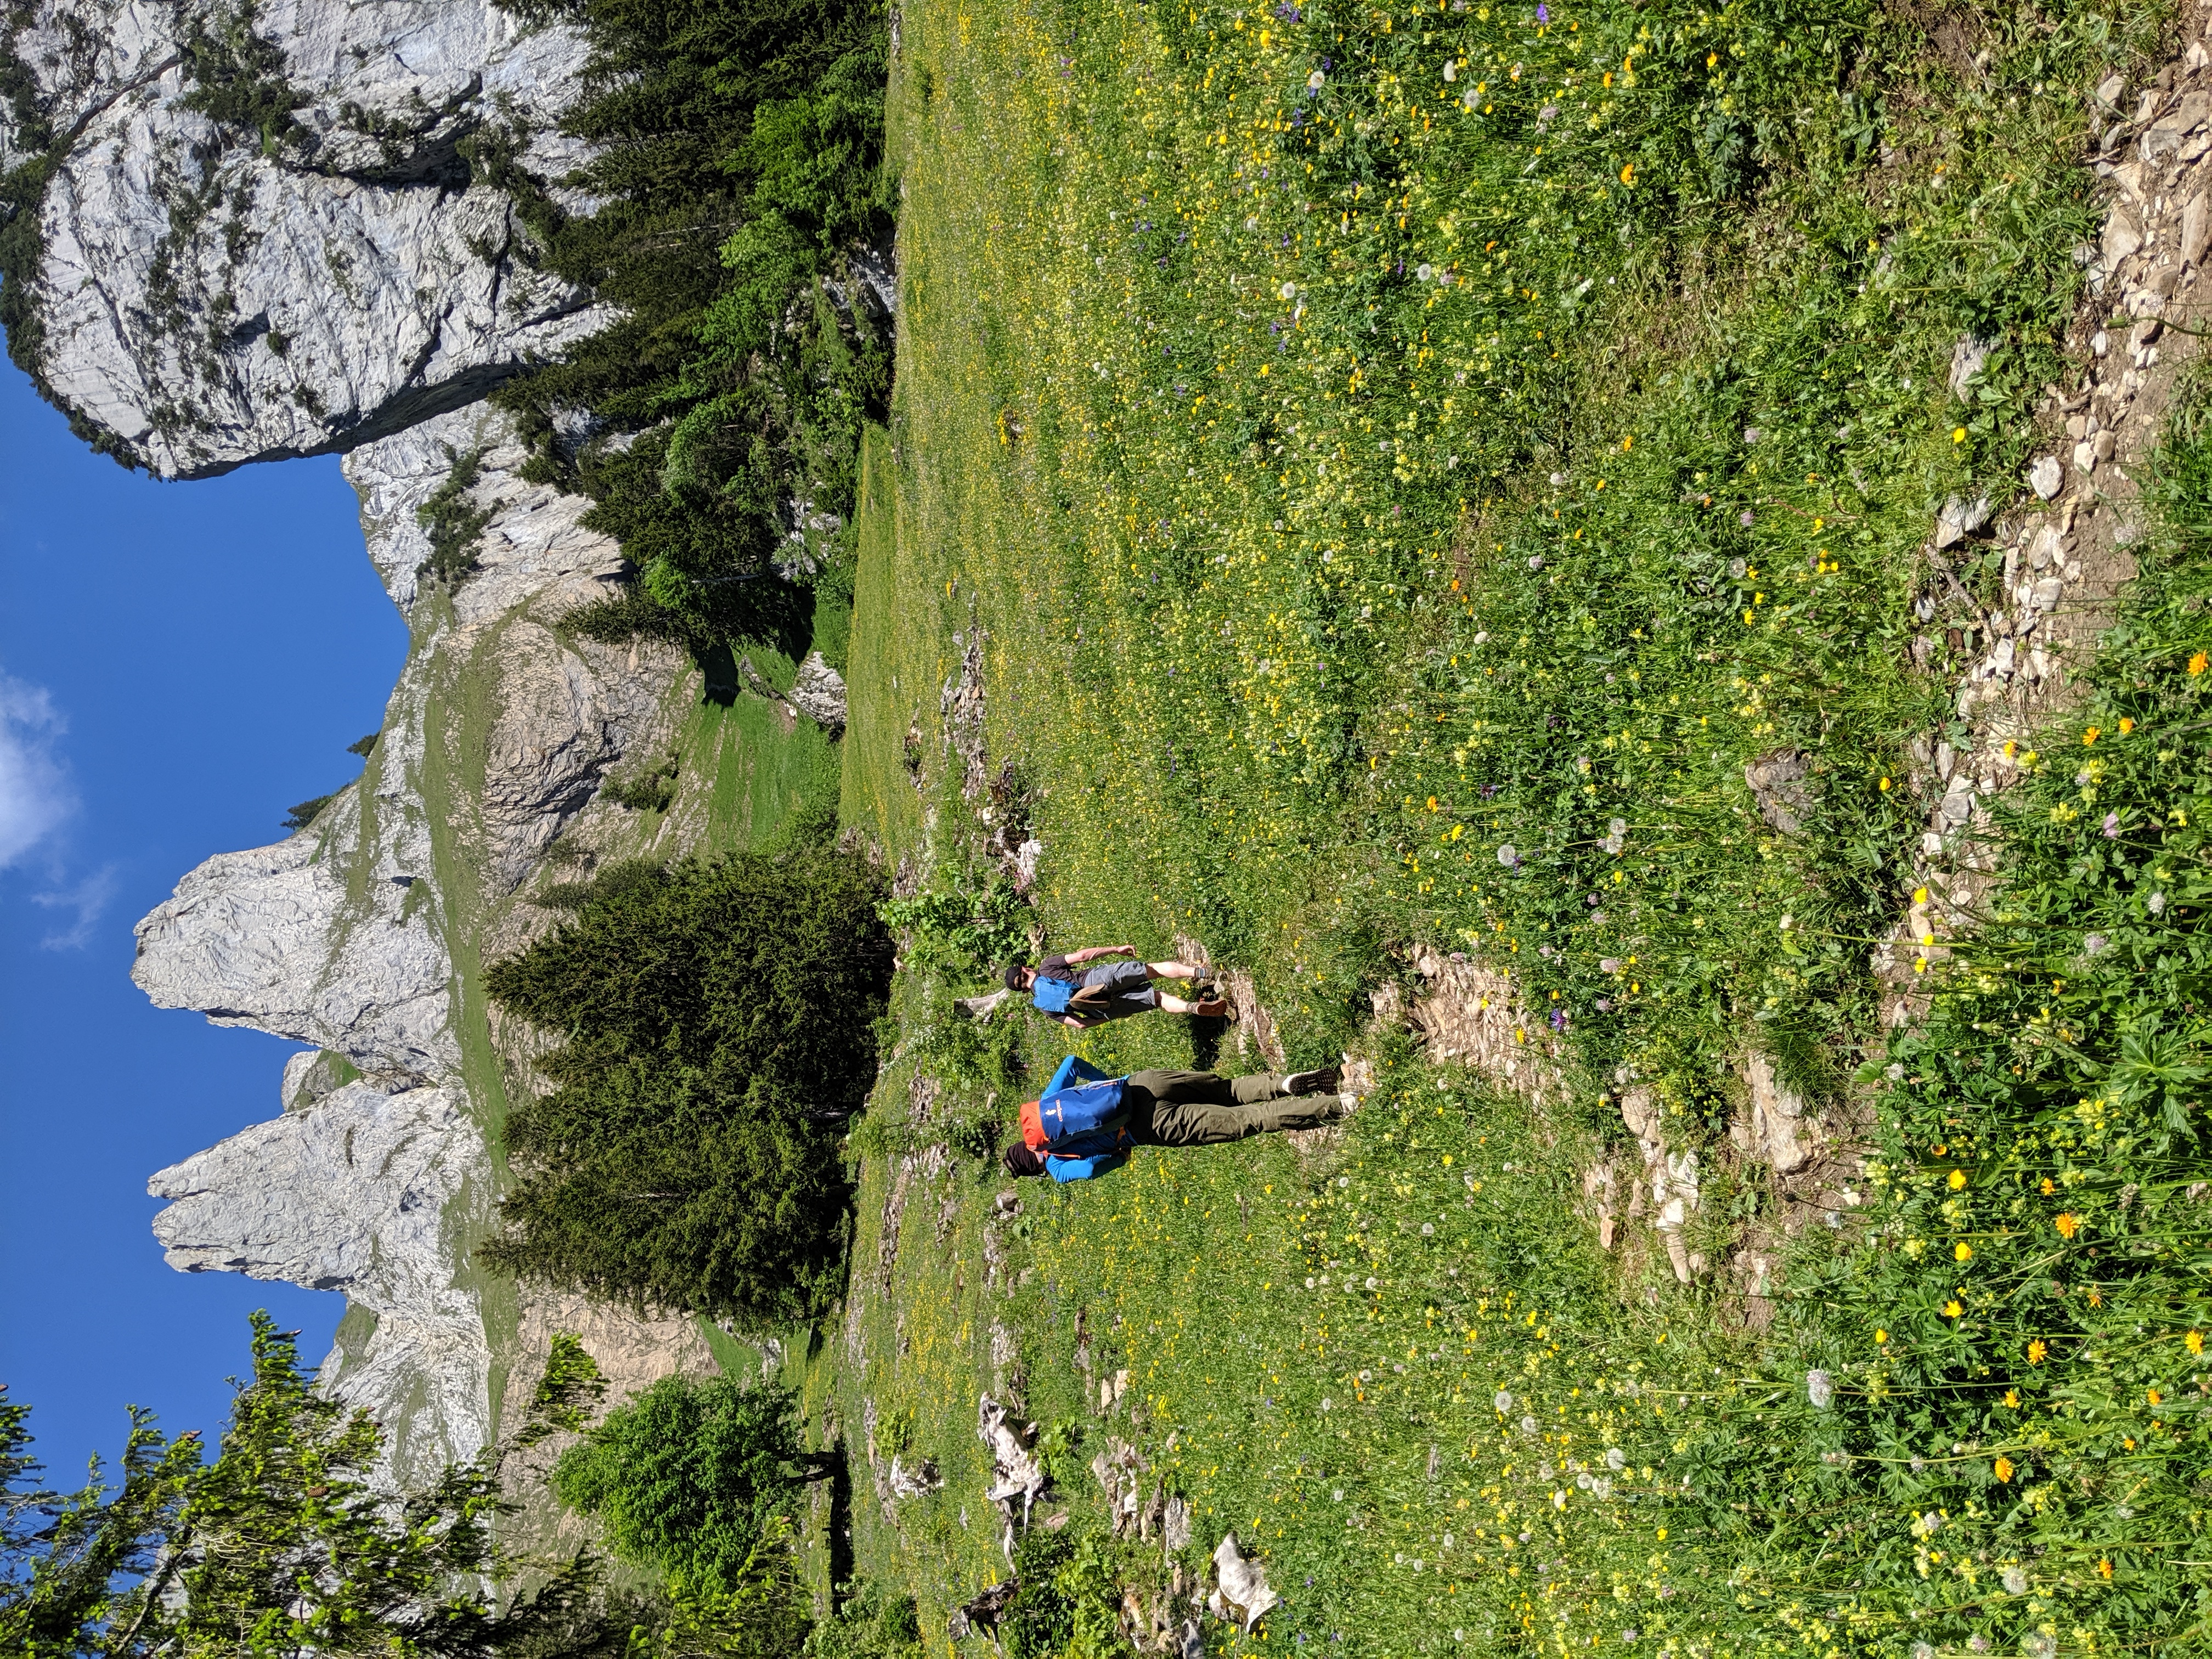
[0,1318,630,1657]
[483,847,893,1325]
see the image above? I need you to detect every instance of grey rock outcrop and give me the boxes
[149,1080,494,1485]
[789,648,849,735]
[1,0,609,479]
[134,402,690,1472]
[133,786,454,1084]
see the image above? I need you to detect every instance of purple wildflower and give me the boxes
[2102,811,2120,837]
[1739,509,1756,526]
[1549,1008,1568,1032]
[1535,3,1548,19]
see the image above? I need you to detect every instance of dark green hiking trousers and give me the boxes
[1122,1070,1334,1145]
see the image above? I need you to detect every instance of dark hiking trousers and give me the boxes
[1122,1070,1335,1145]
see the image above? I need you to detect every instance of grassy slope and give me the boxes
[822,0,2212,1654]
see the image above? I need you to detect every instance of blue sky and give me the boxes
[0,363,407,1485]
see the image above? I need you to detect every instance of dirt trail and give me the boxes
[1886,11,2212,1002]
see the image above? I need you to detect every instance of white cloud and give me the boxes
[0,673,74,868]
[32,862,118,950]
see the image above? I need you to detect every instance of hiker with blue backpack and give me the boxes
[1001,1056,1351,1182]
[1003,945,1230,1027]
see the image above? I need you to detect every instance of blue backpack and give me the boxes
[1031,974,1077,1014]
[1021,1054,1130,1159]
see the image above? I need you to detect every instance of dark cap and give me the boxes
[1002,1141,1045,1179]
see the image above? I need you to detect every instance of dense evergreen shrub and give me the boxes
[551,1375,814,1593]
[482,846,893,1324]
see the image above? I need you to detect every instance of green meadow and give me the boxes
[804,0,2212,1654]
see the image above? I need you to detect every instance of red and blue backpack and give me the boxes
[1018,1054,1131,1164]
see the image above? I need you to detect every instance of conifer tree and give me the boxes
[483,846,893,1325]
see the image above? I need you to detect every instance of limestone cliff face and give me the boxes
[146,1082,497,1486]
[2,0,606,478]
[0,2,715,1475]
[121,398,697,1475]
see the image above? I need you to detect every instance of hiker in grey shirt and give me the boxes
[1003,944,1229,1026]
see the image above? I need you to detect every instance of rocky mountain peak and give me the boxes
[1,0,607,478]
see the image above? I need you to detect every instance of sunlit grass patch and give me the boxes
[828,0,2210,1648]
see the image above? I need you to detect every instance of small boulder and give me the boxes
[1164,1496,1192,1552]
[1743,749,1814,837]
[2104,206,2145,266]
[1933,494,1991,550]
[1730,1053,1815,1174]
[889,1455,943,1497]
[1209,1534,1279,1632]
[789,649,848,735]
[1946,336,1992,399]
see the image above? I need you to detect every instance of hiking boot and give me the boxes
[1193,997,1233,1019]
[1321,1092,1361,1123]
[1285,1065,1342,1097]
